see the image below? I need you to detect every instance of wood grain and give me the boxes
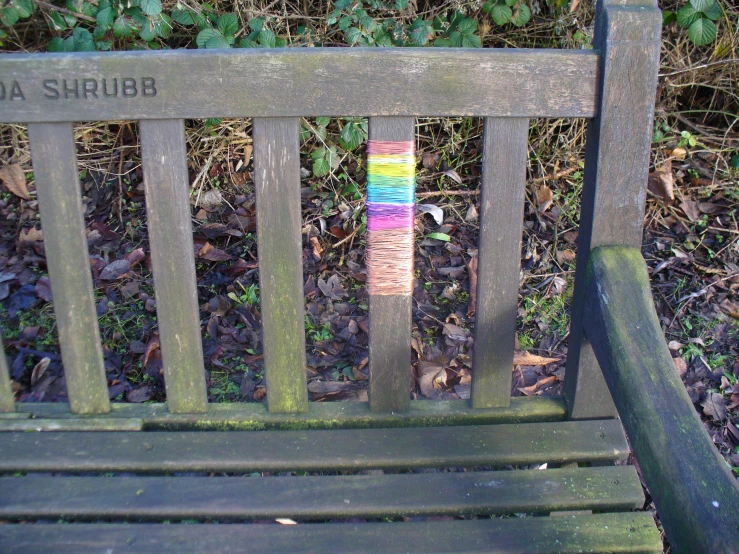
[27,123,109,415]
[584,246,739,554]
[0,466,644,519]
[471,118,529,408]
[0,513,662,554]
[252,117,308,414]
[5,396,566,431]
[0,336,13,413]
[0,420,629,473]
[368,117,415,412]
[139,120,208,414]
[564,1,662,419]
[0,49,599,122]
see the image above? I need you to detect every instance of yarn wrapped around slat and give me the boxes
[366,140,415,296]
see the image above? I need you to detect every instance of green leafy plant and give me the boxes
[483,0,531,27]
[0,0,33,28]
[664,0,722,46]
[227,282,260,307]
[311,145,340,177]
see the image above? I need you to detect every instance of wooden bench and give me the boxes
[0,0,737,552]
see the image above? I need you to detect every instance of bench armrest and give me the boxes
[583,246,739,554]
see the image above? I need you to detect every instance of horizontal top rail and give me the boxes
[0,48,599,122]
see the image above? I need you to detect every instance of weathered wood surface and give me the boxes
[0,466,643,519]
[27,123,109,414]
[0,337,12,412]
[253,117,308,414]
[4,397,566,431]
[0,49,598,122]
[368,117,415,412]
[471,118,529,408]
[584,246,739,554]
[0,420,628,472]
[140,120,208,414]
[565,0,662,419]
[0,513,662,554]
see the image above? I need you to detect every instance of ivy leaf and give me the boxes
[217,13,239,37]
[196,27,222,48]
[171,8,194,25]
[345,26,363,45]
[0,6,20,26]
[73,27,96,51]
[689,0,714,12]
[409,19,433,46]
[662,10,677,26]
[687,17,717,45]
[461,33,481,47]
[676,4,701,28]
[14,0,34,19]
[96,6,115,31]
[113,14,138,38]
[313,157,330,177]
[258,28,275,47]
[48,36,72,52]
[510,4,531,27]
[340,122,365,151]
[456,18,477,35]
[702,0,722,21]
[248,17,263,32]
[490,4,512,25]
[48,11,67,30]
[206,35,231,49]
[316,116,330,127]
[140,0,161,17]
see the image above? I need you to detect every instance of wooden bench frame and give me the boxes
[1,0,737,552]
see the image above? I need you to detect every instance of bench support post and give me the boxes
[565,0,661,419]
[0,336,13,412]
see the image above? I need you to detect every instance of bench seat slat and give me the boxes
[0,513,662,554]
[0,49,598,123]
[0,466,643,520]
[0,420,628,472]
[27,122,109,415]
[140,119,208,414]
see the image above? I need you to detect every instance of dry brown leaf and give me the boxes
[417,361,444,398]
[669,147,687,160]
[513,350,561,366]
[0,164,30,200]
[197,242,232,262]
[701,392,727,422]
[536,185,554,212]
[442,169,462,184]
[309,236,323,259]
[680,199,701,222]
[30,357,51,386]
[648,159,674,202]
[556,249,576,264]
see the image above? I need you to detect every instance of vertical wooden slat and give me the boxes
[0,336,13,412]
[27,123,109,414]
[139,119,208,414]
[564,0,662,419]
[368,117,415,413]
[252,117,308,414]
[471,118,529,409]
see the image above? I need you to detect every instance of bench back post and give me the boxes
[564,0,662,419]
[0,336,12,413]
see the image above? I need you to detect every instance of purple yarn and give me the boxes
[367,202,415,231]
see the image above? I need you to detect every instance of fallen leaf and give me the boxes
[556,249,576,264]
[669,147,687,160]
[124,248,146,267]
[307,380,352,394]
[680,199,701,223]
[465,204,478,223]
[35,276,53,302]
[442,169,462,184]
[701,392,727,422]
[673,356,688,378]
[648,159,674,203]
[30,357,51,386]
[197,242,231,262]
[142,336,160,368]
[309,236,323,260]
[417,361,444,398]
[0,164,30,200]
[99,259,131,280]
[422,152,439,170]
[127,385,154,403]
[536,185,554,212]
[513,351,561,366]
[418,204,444,226]
[199,189,224,211]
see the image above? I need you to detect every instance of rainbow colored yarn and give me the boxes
[366,140,415,296]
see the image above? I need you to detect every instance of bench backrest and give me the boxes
[0,0,662,423]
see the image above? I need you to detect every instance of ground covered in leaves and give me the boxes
[0,0,738,527]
